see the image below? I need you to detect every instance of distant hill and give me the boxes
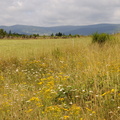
[64,24,120,35]
[0,24,120,35]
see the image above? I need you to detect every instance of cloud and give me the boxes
[0,0,120,26]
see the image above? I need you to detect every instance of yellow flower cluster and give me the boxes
[63,115,69,119]
[69,104,81,115]
[29,97,40,102]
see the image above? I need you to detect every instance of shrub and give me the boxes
[92,32,110,44]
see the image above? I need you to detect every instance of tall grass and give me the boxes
[0,36,119,120]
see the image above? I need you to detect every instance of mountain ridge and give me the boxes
[0,23,120,35]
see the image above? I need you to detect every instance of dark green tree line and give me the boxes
[0,29,7,38]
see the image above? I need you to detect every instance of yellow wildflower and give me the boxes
[70,104,81,115]
[86,107,95,114]
[111,89,115,92]
[62,108,69,111]
[3,94,7,96]
[58,98,65,101]
[63,116,69,119]
[92,111,96,114]
[38,82,43,85]
[80,118,83,120]
[29,97,40,101]
[101,89,115,96]
[20,94,24,96]
[45,89,51,93]
[26,109,33,113]
[59,72,63,75]
[36,103,43,107]
[47,81,54,86]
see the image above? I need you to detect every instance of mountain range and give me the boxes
[0,23,120,35]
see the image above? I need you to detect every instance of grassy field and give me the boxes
[0,36,120,120]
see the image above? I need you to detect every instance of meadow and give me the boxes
[0,35,120,120]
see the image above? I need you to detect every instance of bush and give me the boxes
[92,32,110,44]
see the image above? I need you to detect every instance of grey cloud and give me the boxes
[0,0,120,26]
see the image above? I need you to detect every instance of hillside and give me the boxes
[0,24,120,35]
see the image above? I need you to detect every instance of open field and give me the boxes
[0,37,91,59]
[0,36,120,120]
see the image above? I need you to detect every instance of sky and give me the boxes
[0,0,120,26]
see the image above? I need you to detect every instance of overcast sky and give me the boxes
[0,0,120,26]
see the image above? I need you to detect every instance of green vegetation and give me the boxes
[92,32,110,44]
[0,29,40,39]
[0,29,7,39]
[0,35,120,120]
[0,28,81,39]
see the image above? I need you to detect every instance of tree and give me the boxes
[55,32,63,36]
[51,33,54,37]
[0,29,7,38]
[9,30,12,35]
